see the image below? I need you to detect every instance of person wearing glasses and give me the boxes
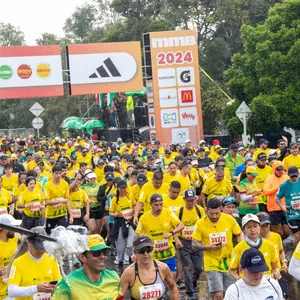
[276,166,300,243]
[264,160,290,240]
[283,142,300,171]
[52,234,123,300]
[120,234,179,300]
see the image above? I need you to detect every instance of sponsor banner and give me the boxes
[67,42,143,95]
[146,30,203,145]
[0,45,64,99]
[149,114,156,128]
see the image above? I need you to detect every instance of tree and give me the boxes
[0,23,25,46]
[36,33,60,45]
[225,0,300,134]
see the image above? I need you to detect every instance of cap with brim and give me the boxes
[290,142,298,148]
[105,172,114,181]
[238,146,245,151]
[27,226,47,249]
[137,173,147,184]
[191,159,198,165]
[80,162,87,166]
[0,214,22,227]
[87,234,110,251]
[165,150,171,154]
[117,179,127,189]
[184,189,196,200]
[259,139,269,145]
[288,166,299,177]
[148,155,155,161]
[257,153,267,160]
[133,235,152,251]
[37,160,44,165]
[240,248,269,273]
[87,172,96,179]
[246,166,259,176]
[97,159,104,164]
[242,214,260,228]
[257,215,271,225]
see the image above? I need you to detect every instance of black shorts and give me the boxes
[22,215,44,230]
[287,219,300,234]
[71,208,86,226]
[90,206,103,220]
[46,215,68,234]
[269,211,287,225]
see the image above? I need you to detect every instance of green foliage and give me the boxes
[225,0,300,133]
[36,33,60,45]
[0,23,25,46]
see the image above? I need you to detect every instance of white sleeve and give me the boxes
[8,284,38,298]
[240,193,253,202]
[289,256,300,281]
[224,283,239,300]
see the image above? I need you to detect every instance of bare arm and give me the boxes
[237,231,244,243]
[228,268,239,280]
[276,197,289,213]
[162,263,179,299]
[133,201,144,225]
[192,239,222,252]
[120,267,134,298]
[200,192,207,210]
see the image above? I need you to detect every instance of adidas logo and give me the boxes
[89,58,121,79]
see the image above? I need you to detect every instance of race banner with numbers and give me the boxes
[144,30,203,145]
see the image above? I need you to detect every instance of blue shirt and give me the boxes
[277,179,300,221]
[234,163,245,177]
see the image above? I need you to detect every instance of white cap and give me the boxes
[0,214,22,227]
[242,214,260,228]
[87,172,96,179]
[199,140,205,144]
[84,169,92,175]
[268,149,277,156]
[155,159,162,164]
[191,159,198,165]
[185,139,191,143]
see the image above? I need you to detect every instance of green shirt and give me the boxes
[82,183,100,208]
[52,268,122,300]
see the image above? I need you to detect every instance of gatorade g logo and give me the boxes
[0,65,13,80]
[17,64,32,79]
[180,70,191,83]
[36,63,51,78]
[181,90,193,103]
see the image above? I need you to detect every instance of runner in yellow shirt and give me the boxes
[131,173,148,203]
[0,214,20,300]
[163,181,185,214]
[7,227,61,300]
[2,163,18,195]
[136,193,184,277]
[18,177,44,230]
[283,142,300,171]
[163,162,178,185]
[191,198,243,300]
[44,165,72,234]
[173,161,192,195]
[133,171,169,225]
[229,214,280,280]
[0,176,13,216]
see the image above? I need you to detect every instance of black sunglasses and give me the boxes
[89,249,108,257]
[276,168,284,171]
[135,246,153,254]
[290,175,298,178]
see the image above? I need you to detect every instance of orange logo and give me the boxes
[181,90,193,103]
[17,64,32,79]
[36,63,51,78]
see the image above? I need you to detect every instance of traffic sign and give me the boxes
[30,102,44,117]
[32,117,44,129]
[235,101,251,122]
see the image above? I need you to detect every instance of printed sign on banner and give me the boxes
[0,45,64,99]
[67,42,143,95]
[144,30,203,145]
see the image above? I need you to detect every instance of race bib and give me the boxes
[33,293,51,300]
[169,206,179,213]
[154,239,169,252]
[291,200,300,210]
[122,209,133,220]
[0,207,7,215]
[71,209,81,219]
[31,202,41,212]
[183,226,195,239]
[139,283,163,300]
[209,232,227,246]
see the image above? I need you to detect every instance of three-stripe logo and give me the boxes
[89,58,121,79]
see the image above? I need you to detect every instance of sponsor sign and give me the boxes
[149,114,156,128]
[67,42,143,95]
[159,88,177,108]
[161,108,179,128]
[0,45,64,99]
[143,29,203,144]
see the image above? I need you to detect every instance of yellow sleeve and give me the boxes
[136,216,145,234]
[270,241,279,264]
[230,245,242,269]
[138,185,147,204]
[53,259,62,281]
[44,182,50,198]
[191,220,203,241]
[82,190,89,203]
[232,217,242,236]
[170,210,180,227]
[293,241,300,259]
[109,197,117,212]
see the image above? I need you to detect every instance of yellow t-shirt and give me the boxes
[268,231,283,270]
[163,156,175,166]
[40,170,52,180]
[136,208,180,260]
[175,205,204,240]
[292,240,300,260]
[202,176,232,200]
[69,188,88,209]
[253,148,270,161]
[230,238,278,275]
[19,182,42,193]
[77,154,92,167]
[163,195,185,214]
[0,236,18,299]
[110,193,136,220]
[255,165,272,204]
[138,182,169,212]
[94,166,105,183]
[131,184,142,202]
[19,189,44,218]
[163,172,178,185]
[192,213,241,272]
[173,173,192,195]
[8,252,61,300]
[283,154,300,171]
[44,180,69,218]
[26,160,37,171]
[204,168,231,181]
[0,188,12,215]
[1,174,18,194]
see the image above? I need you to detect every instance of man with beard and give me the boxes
[0,214,21,299]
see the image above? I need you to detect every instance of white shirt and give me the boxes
[224,277,283,300]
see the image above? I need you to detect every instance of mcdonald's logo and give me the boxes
[181,90,193,103]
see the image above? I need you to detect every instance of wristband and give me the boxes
[282,259,288,264]
[171,231,175,236]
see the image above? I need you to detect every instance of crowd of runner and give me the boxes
[1,134,300,299]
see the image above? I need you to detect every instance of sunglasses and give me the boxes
[290,175,298,178]
[276,167,284,171]
[135,246,153,254]
[89,249,108,257]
